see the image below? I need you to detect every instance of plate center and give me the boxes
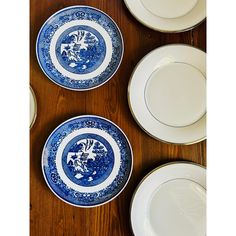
[56,25,106,74]
[148,179,206,236]
[141,0,198,19]
[145,62,206,127]
[62,133,114,187]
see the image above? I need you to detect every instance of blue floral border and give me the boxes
[36,6,124,90]
[42,116,133,207]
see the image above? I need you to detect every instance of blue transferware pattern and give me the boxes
[56,25,106,74]
[62,134,114,187]
[36,6,123,90]
[42,116,133,207]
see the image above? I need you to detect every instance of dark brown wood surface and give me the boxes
[30,1,206,235]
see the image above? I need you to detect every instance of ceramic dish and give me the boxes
[42,115,133,207]
[131,162,206,236]
[124,0,206,32]
[128,44,206,145]
[30,86,37,129]
[36,6,124,91]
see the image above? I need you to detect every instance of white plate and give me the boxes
[30,86,37,129]
[128,44,206,145]
[124,0,206,32]
[131,162,206,236]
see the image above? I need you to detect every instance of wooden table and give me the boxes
[30,0,206,235]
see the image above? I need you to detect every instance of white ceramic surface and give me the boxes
[141,0,198,19]
[30,87,37,129]
[145,62,206,127]
[124,0,206,32]
[128,44,206,144]
[131,162,206,236]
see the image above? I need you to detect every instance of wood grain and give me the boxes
[30,0,206,235]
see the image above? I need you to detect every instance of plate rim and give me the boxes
[123,0,206,33]
[41,114,133,208]
[130,161,206,235]
[36,5,124,91]
[127,43,206,145]
[30,86,37,129]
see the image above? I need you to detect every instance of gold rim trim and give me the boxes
[127,44,207,146]
[123,0,206,33]
[129,161,206,235]
[30,86,37,129]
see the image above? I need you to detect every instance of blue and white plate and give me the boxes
[42,115,133,207]
[36,6,124,91]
